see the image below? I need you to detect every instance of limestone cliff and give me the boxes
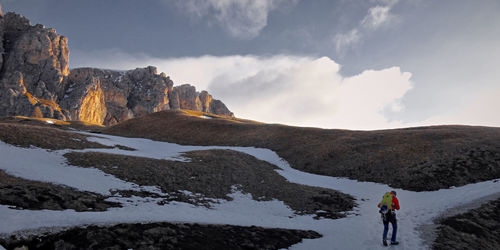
[64,66,173,126]
[0,7,233,125]
[63,66,233,125]
[170,85,233,116]
[0,12,69,120]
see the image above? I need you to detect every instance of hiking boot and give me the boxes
[383,239,388,246]
[391,241,399,245]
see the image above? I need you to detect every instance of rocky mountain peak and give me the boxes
[0,9,233,125]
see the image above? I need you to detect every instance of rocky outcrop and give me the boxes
[62,66,172,125]
[63,66,233,125]
[169,84,233,117]
[0,7,233,125]
[0,12,69,120]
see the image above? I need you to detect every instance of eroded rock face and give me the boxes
[64,66,173,125]
[64,66,233,125]
[2,13,69,99]
[0,8,233,125]
[0,12,69,120]
[170,85,234,117]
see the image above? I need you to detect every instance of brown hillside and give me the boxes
[433,197,500,249]
[64,150,354,219]
[104,110,500,191]
[0,118,109,150]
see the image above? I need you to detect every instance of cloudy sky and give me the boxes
[4,0,500,129]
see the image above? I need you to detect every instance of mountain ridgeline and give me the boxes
[0,8,233,126]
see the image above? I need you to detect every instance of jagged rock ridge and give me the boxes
[0,8,233,125]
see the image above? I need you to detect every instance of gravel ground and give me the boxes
[0,222,321,250]
[64,150,355,219]
[0,170,120,212]
[432,196,500,250]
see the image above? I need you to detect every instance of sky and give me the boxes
[3,0,500,130]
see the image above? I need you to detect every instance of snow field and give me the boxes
[1,132,499,249]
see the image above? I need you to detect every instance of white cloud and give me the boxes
[71,51,413,130]
[174,0,297,39]
[71,50,500,130]
[334,0,399,54]
[334,29,361,54]
[173,56,413,130]
[361,5,392,30]
[362,0,399,30]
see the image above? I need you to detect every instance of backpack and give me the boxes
[379,192,393,220]
[380,192,393,211]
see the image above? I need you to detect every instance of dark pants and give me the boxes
[382,211,397,242]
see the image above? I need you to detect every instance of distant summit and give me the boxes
[0,6,233,125]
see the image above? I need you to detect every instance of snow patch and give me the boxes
[0,141,150,195]
[1,132,500,250]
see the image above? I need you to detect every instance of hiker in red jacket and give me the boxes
[377,190,400,246]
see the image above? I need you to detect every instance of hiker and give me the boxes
[377,190,400,246]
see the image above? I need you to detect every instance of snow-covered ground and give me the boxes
[199,115,213,119]
[1,132,499,249]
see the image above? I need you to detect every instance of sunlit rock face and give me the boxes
[170,85,234,117]
[170,84,202,111]
[78,83,106,125]
[0,6,233,125]
[62,72,107,125]
[66,67,233,125]
[66,66,174,126]
[0,12,69,120]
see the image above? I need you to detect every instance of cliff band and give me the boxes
[0,8,233,125]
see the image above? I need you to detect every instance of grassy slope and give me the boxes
[104,110,500,191]
[0,123,108,150]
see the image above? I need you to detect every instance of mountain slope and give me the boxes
[105,110,500,191]
[1,119,499,249]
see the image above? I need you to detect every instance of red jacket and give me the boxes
[391,196,400,210]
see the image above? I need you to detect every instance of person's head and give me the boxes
[391,190,397,196]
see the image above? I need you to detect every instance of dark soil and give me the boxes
[64,150,355,219]
[0,222,321,250]
[0,170,120,212]
[432,197,500,250]
[104,110,500,191]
